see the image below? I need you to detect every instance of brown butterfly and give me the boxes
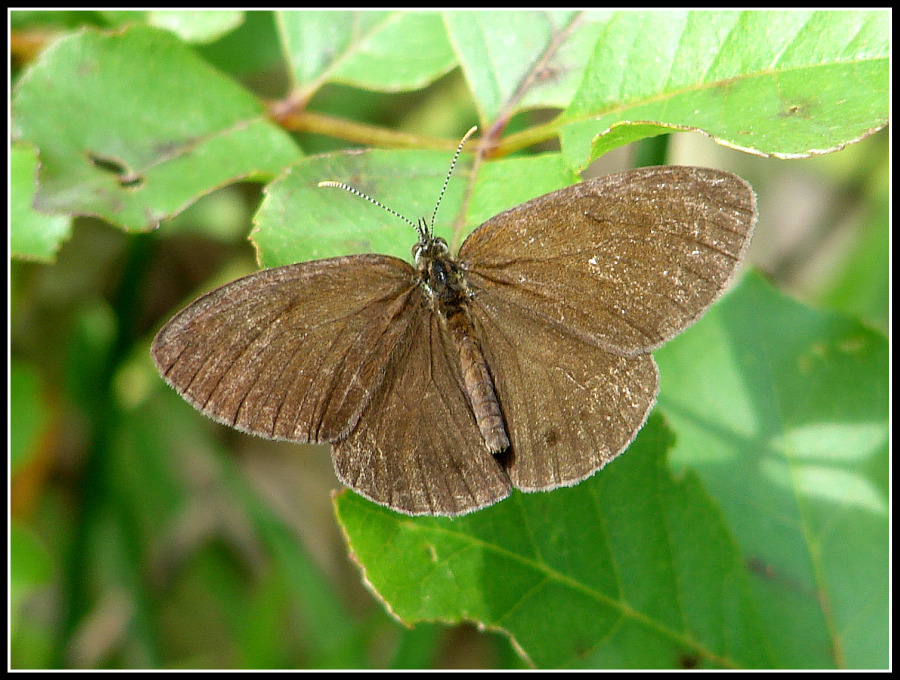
[152,129,756,516]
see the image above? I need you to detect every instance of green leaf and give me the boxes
[11,143,71,262]
[278,11,457,98]
[466,153,579,229]
[559,10,888,168]
[195,11,285,77]
[334,272,887,669]
[656,271,888,668]
[147,10,244,43]
[10,9,110,31]
[254,149,584,268]
[253,148,472,267]
[444,10,610,124]
[12,25,300,231]
[335,414,771,669]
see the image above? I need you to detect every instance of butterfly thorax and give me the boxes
[413,234,469,311]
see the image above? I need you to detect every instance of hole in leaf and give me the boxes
[87,152,144,188]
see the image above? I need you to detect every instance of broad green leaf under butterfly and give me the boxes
[253,150,580,268]
[559,10,889,168]
[335,414,772,669]
[12,25,300,232]
[464,154,579,239]
[656,272,888,669]
[336,274,888,668]
[253,148,471,267]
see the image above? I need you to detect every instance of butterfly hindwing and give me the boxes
[332,305,511,515]
[468,289,658,491]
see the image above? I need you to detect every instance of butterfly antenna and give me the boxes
[319,126,477,243]
[317,180,419,232]
[431,126,478,236]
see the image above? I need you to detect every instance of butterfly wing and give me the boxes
[459,166,756,355]
[458,166,755,490]
[468,290,658,491]
[332,306,512,515]
[152,254,420,444]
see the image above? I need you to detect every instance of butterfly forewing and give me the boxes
[152,254,419,443]
[332,306,511,515]
[459,166,756,356]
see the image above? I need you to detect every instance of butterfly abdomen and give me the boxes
[444,306,510,455]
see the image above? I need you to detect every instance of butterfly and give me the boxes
[152,129,756,516]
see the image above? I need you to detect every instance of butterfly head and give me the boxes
[412,218,450,266]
